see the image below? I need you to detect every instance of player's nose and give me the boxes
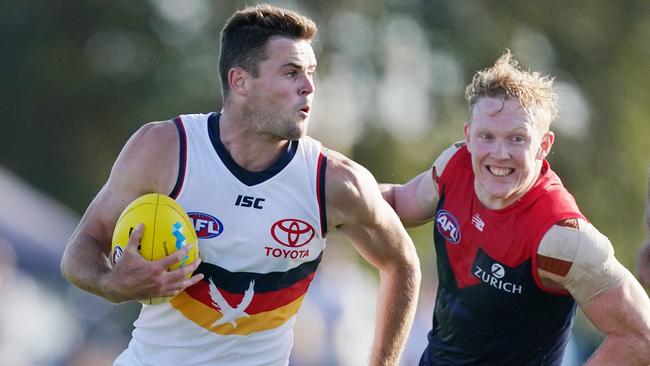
[299,74,314,96]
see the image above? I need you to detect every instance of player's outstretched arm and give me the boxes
[326,150,421,366]
[60,121,203,303]
[582,274,650,365]
[537,221,650,365]
[379,169,438,228]
[379,143,460,227]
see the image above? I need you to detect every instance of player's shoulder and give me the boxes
[433,141,464,177]
[539,219,613,259]
[324,149,379,212]
[120,120,179,162]
[109,119,180,194]
[539,219,624,305]
[131,120,178,147]
[325,149,375,187]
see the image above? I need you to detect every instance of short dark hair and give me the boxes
[218,4,317,99]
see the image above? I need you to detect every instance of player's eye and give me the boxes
[511,135,526,143]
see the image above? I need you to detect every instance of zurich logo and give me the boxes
[271,218,315,248]
[188,212,224,239]
[435,210,461,244]
[491,263,505,279]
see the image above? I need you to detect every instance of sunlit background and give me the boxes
[1,0,648,364]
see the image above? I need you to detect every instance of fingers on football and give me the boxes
[125,224,144,252]
[184,273,205,289]
[155,243,194,268]
[177,273,204,292]
[159,272,204,297]
[166,257,202,281]
[170,272,204,291]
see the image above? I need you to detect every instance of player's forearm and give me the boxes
[585,334,650,366]
[582,277,650,364]
[369,259,421,366]
[61,232,114,301]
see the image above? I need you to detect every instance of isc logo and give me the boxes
[235,194,265,209]
[435,210,461,244]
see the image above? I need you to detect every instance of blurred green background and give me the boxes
[1,0,648,364]
[3,0,649,265]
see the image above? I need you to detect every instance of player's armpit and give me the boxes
[537,219,626,305]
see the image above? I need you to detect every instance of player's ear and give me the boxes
[463,122,471,145]
[228,67,250,97]
[537,130,555,159]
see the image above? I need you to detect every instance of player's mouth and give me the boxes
[298,105,311,117]
[487,166,514,177]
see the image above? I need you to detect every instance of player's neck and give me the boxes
[218,111,290,172]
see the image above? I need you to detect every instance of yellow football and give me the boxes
[110,193,198,305]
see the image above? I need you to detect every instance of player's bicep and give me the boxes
[74,122,179,248]
[391,143,461,226]
[537,220,626,305]
[391,170,438,226]
[409,142,461,216]
[108,121,179,196]
[330,157,414,269]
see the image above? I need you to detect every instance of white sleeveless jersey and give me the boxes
[116,113,328,366]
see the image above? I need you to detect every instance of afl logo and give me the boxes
[491,263,505,279]
[271,219,315,248]
[435,210,461,244]
[111,245,123,267]
[188,212,224,239]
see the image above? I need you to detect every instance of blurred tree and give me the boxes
[1,0,647,273]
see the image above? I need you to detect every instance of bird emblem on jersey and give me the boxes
[208,278,255,328]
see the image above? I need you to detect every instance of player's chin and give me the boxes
[286,122,308,140]
[286,130,306,141]
[482,181,515,200]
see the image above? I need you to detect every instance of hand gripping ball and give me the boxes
[111,193,199,305]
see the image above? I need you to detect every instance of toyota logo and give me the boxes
[271,219,315,248]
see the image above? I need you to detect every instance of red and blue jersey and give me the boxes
[421,145,584,366]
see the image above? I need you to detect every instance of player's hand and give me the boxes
[102,224,204,303]
[638,240,650,288]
